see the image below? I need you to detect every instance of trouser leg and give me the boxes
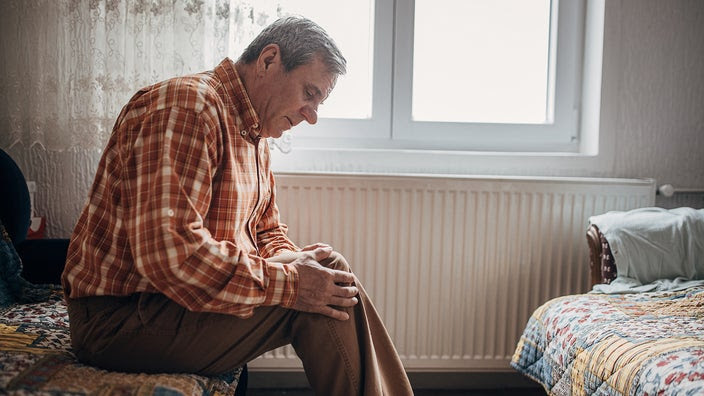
[67,252,412,395]
[293,252,413,395]
[67,292,298,375]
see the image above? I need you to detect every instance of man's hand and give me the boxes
[301,242,332,252]
[290,246,358,321]
[266,243,332,264]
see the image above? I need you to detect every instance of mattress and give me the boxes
[0,289,243,395]
[512,286,704,395]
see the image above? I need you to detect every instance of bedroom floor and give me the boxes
[247,371,546,395]
[249,388,546,395]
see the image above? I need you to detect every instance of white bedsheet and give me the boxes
[589,207,704,293]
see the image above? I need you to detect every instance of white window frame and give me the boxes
[289,0,394,145]
[393,0,584,152]
[273,0,609,175]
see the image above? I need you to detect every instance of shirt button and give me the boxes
[240,130,247,136]
[167,209,175,217]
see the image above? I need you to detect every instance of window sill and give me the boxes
[270,144,615,178]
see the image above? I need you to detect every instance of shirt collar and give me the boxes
[214,58,262,142]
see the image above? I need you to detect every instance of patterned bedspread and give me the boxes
[512,286,704,395]
[0,290,242,395]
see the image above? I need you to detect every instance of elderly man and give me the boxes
[62,16,413,395]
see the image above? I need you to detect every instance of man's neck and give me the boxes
[234,61,255,97]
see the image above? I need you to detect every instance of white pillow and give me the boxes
[589,207,704,284]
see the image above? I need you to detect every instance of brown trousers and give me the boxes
[67,252,413,395]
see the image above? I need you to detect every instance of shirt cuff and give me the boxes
[262,261,298,308]
[271,248,300,256]
[260,240,300,258]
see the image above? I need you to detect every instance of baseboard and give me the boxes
[248,370,541,390]
[408,371,540,389]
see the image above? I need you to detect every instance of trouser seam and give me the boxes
[327,316,359,394]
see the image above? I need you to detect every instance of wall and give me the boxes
[605,0,704,191]
[2,0,704,238]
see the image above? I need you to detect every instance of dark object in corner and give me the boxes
[0,148,69,284]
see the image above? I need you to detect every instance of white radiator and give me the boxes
[249,173,655,372]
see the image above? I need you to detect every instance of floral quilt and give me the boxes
[512,286,704,395]
[0,290,243,395]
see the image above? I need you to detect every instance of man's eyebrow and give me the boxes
[305,83,323,98]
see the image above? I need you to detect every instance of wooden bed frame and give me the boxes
[586,224,617,287]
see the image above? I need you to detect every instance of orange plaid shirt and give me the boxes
[62,58,300,318]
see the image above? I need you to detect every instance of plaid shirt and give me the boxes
[62,58,299,318]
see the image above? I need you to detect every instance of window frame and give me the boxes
[290,0,591,153]
[289,0,393,144]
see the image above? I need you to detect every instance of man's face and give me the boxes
[255,53,337,139]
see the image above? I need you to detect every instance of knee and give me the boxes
[319,251,351,273]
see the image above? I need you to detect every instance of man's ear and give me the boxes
[256,43,281,75]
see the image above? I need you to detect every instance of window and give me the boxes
[411,1,552,125]
[277,0,388,142]
[277,1,375,120]
[279,0,599,154]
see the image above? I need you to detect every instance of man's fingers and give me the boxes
[333,285,358,298]
[317,305,350,321]
[329,296,358,307]
[302,243,331,252]
[312,246,333,261]
[291,255,357,321]
[331,268,355,285]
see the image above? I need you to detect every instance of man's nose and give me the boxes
[301,106,318,125]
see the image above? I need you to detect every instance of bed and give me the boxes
[0,230,246,395]
[0,290,246,395]
[1,148,246,395]
[511,207,704,395]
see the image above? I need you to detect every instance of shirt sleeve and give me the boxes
[123,105,297,318]
[257,168,300,259]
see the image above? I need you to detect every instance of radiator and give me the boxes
[249,173,656,372]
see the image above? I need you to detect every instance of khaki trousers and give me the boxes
[67,252,413,395]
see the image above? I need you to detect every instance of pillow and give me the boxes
[589,207,704,284]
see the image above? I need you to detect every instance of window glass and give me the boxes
[412,0,552,124]
[278,0,375,119]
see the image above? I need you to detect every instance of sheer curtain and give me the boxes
[0,0,290,236]
[0,0,294,151]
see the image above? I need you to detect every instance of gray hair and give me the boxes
[239,16,347,76]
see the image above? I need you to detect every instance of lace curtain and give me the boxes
[0,0,292,152]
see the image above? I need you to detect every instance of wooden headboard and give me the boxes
[586,224,617,287]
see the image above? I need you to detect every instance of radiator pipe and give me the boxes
[657,184,704,197]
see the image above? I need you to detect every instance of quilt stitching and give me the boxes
[513,286,704,395]
[0,291,242,395]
